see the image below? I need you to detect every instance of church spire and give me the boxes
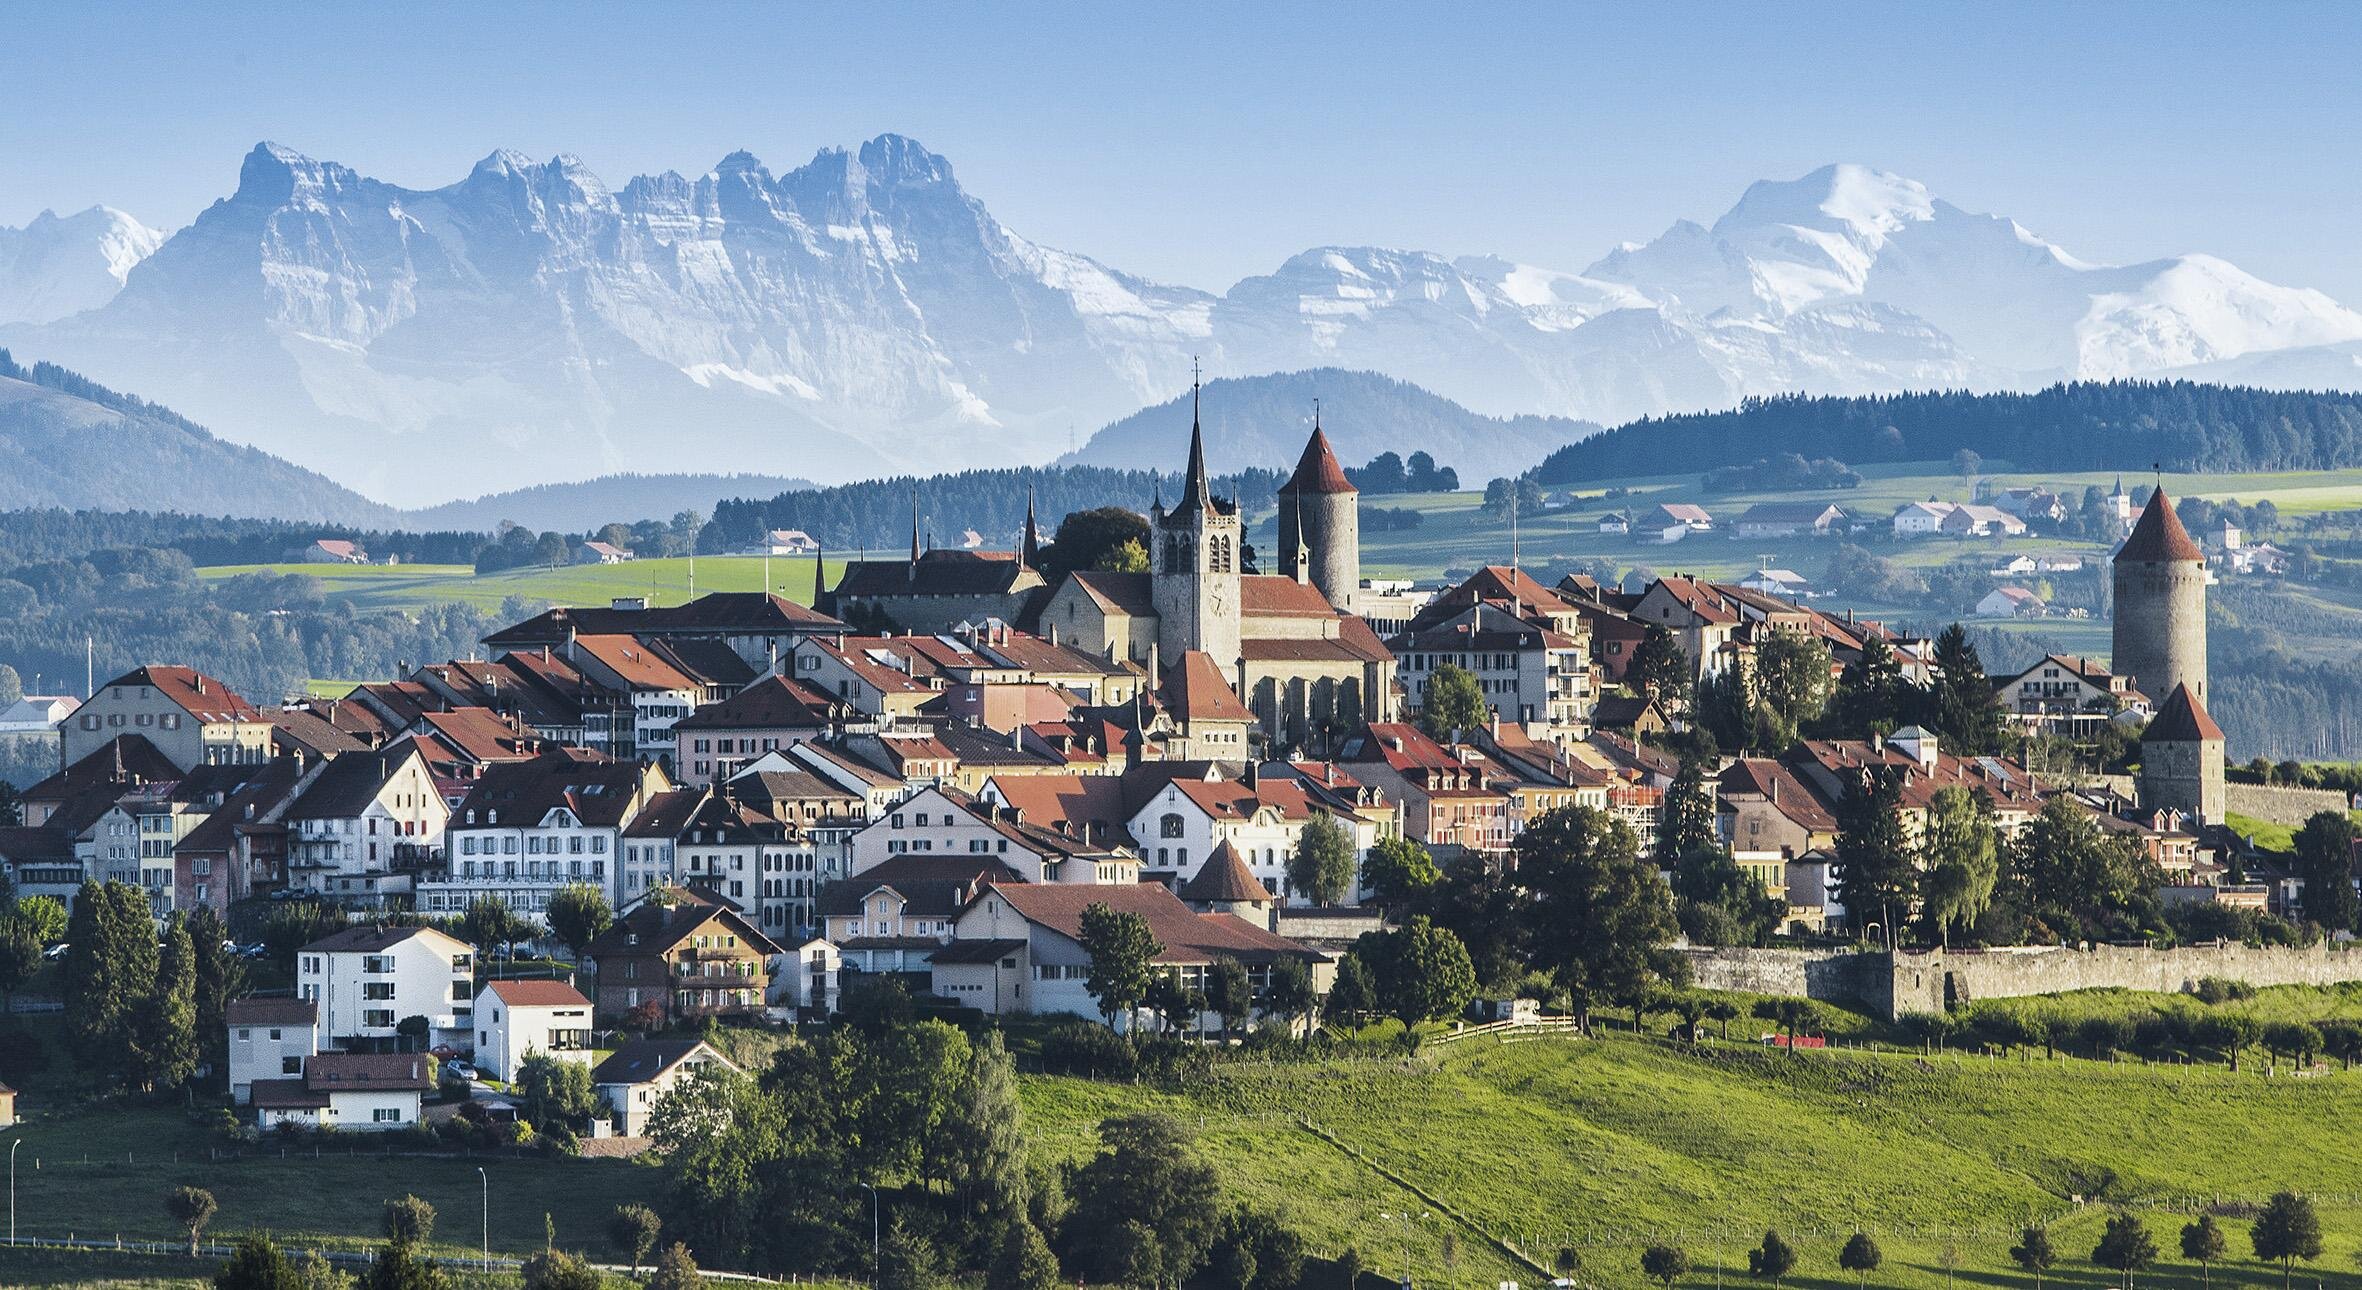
[1173,359,1214,514]
[1021,484,1040,568]
[908,489,922,582]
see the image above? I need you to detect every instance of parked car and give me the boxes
[443,1060,479,1082]
[43,942,70,961]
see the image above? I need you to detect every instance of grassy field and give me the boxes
[197,554,848,613]
[25,989,2362,1288]
[1019,1017,2362,1290]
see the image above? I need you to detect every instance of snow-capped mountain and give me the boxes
[3,146,2357,504]
[0,207,164,325]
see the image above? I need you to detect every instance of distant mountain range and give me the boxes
[0,349,398,525]
[1061,368,1595,482]
[407,472,816,532]
[4,140,2358,504]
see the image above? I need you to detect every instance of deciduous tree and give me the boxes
[2092,1211,2157,1290]
[1419,662,1490,738]
[213,1233,302,1290]
[167,1185,218,1256]
[2012,1224,2055,1289]
[2251,1191,2322,1290]
[1288,814,1357,906]
[1065,1115,1222,1290]
[542,883,612,959]
[1511,806,1683,1029]
[1640,1243,1690,1289]
[2180,1214,2225,1287]
[1918,786,2000,947]
[1838,1233,1881,1288]
[1358,835,1439,908]
[608,1204,661,1273]
[383,1195,436,1248]
[1079,903,1163,1034]
[1354,916,1477,1034]
[1628,624,1692,709]
[1747,1230,1795,1284]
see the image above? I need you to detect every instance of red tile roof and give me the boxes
[2117,488,2204,563]
[1178,839,1275,904]
[2145,683,2224,742]
[103,666,264,724]
[1279,428,1357,495]
[974,881,1307,965]
[484,979,592,1008]
[1239,576,1337,617]
[1162,652,1253,723]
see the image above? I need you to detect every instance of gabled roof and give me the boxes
[269,708,369,759]
[1162,652,1253,723]
[286,743,426,821]
[455,750,642,829]
[1239,576,1338,617]
[672,675,843,731]
[818,854,1024,917]
[227,997,317,1027]
[98,666,264,724]
[23,734,178,802]
[416,708,542,767]
[483,979,592,1008]
[304,1052,434,1091]
[484,592,840,649]
[1178,840,1274,904]
[830,550,1041,599]
[2118,488,2205,563]
[301,923,468,956]
[970,880,1310,966]
[590,1038,735,1086]
[2146,683,2224,742]
[984,773,1134,835]
[1067,571,1156,617]
[572,635,702,692]
[584,889,784,959]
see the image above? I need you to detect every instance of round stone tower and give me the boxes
[1278,421,1360,611]
[2111,486,2208,705]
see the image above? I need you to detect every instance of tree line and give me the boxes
[1534,382,2362,484]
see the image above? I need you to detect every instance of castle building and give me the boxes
[818,492,1049,634]
[1036,394,1397,755]
[2116,486,2224,824]
[2112,487,2207,707]
[1276,419,1361,611]
[2140,683,2226,825]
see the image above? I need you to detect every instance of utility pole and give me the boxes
[861,1182,880,1285]
[477,1166,489,1272]
[10,1137,20,1246]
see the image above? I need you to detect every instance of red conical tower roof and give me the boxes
[2116,487,2204,563]
[1280,424,1356,496]
[2145,682,2223,742]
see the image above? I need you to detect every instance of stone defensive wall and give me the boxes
[1683,942,2362,1020]
[2223,782,2352,827]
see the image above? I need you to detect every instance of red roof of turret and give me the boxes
[2117,488,2204,563]
[1280,428,1357,495]
[2145,683,2223,742]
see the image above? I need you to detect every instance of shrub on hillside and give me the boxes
[1041,1019,1136,1077]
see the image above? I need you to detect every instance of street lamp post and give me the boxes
[1378,1210,1429,1289]
[476,1166,489,1272]
[861,1182,880,1284]
[10,1138,21,1247]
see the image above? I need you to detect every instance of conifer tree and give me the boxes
[140,912,200,1091]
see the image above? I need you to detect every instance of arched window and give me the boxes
[1160,812,1186,838]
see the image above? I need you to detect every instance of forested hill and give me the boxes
[1061,368,1600,483]
[701,465,1286,556]
[0,350,402,526]
[405,471,817,532]
[1532,382,2362,484]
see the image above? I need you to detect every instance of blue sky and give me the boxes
[5,2,2359,300]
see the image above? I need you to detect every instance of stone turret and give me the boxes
[2140,683,2225,824]
[2112,487,2207,706]
[1277,418,1360,611]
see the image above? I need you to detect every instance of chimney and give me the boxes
[1770,778,1781,806]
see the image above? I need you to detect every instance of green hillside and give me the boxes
[197,555,847,613]
[1024,1027,2362,1289]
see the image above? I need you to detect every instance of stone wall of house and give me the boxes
[2223,783,2351,827]
[1685,942,2362,1020]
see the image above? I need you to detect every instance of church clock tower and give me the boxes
[1150,382,1243,670]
